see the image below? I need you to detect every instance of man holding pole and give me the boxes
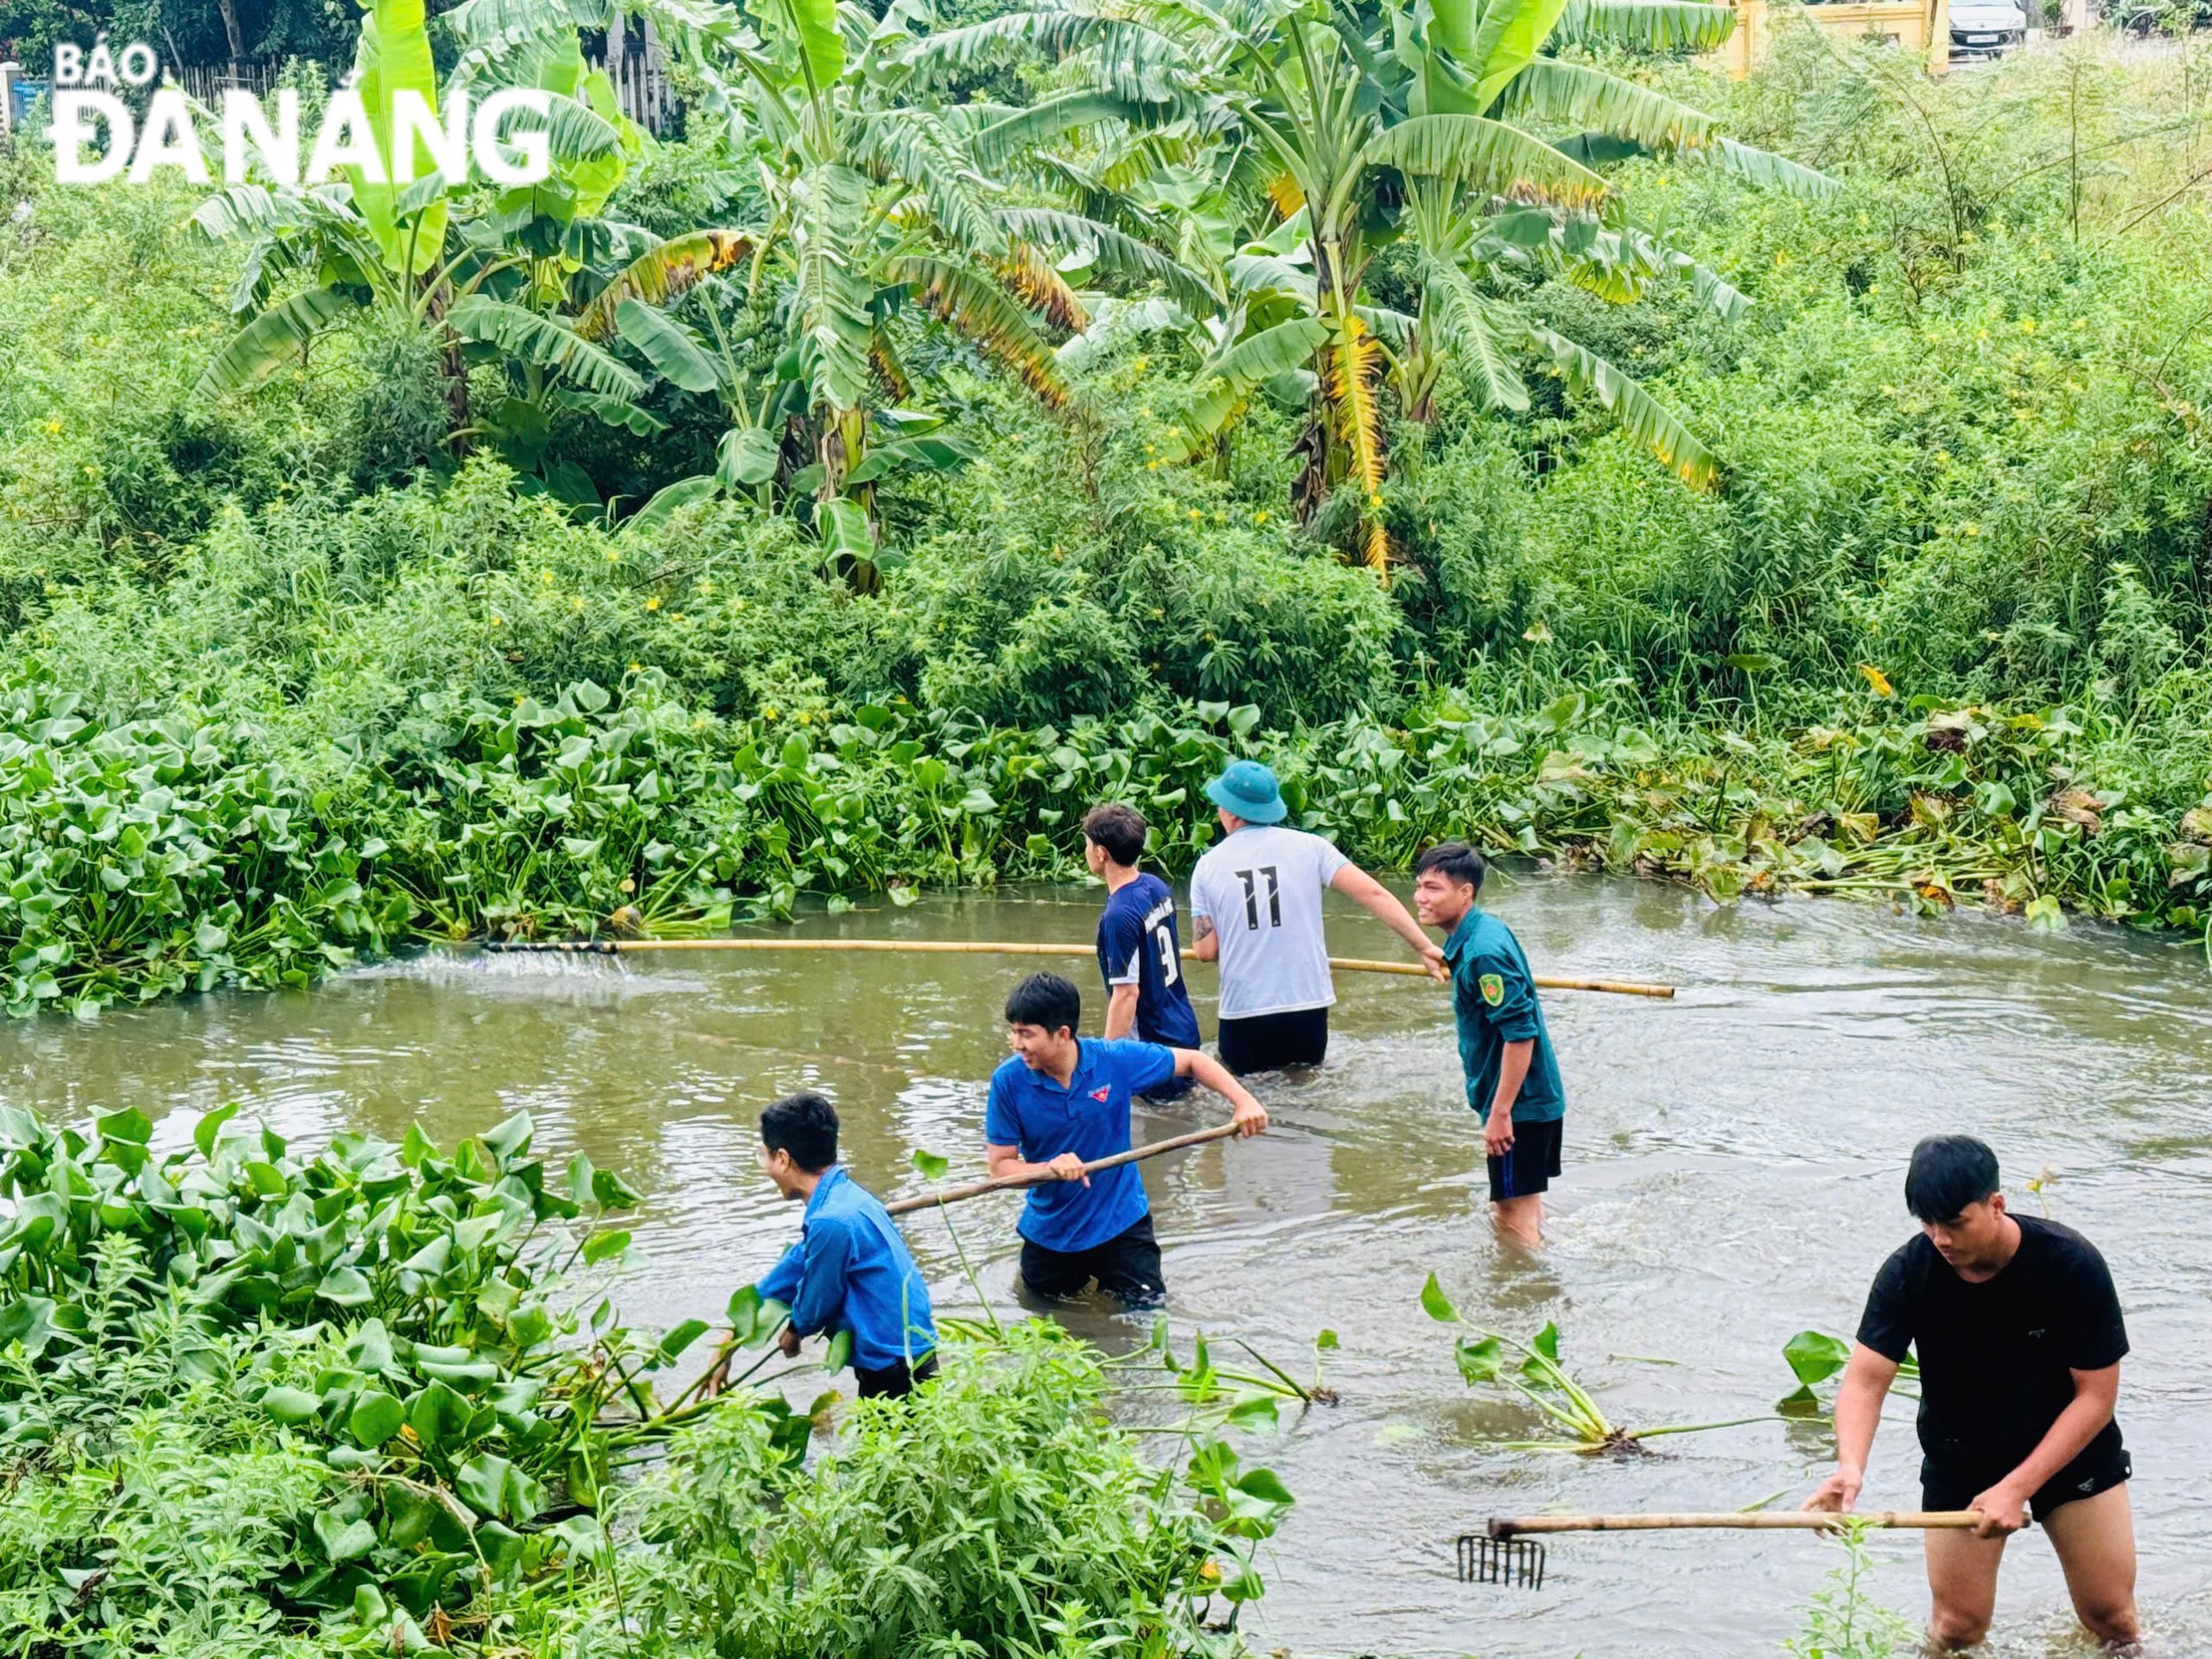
[988,972,1267,1306]
[1189,760,1444,1076]
[748,1091,938,1400]
[1412,842,1566,1248]
[1804,1135,2138,1650]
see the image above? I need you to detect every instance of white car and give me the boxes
[1950,0,2028,55]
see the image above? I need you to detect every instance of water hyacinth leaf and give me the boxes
[98,1107,153,1146]
[194,1102,240,1158]
[243,1161,289,1198]
[456,1452,516,1517]
[349,1318,395,1374]
[1316,1329,1339,1351]
[317,1265,373,1306]
[581,1229,632,1265]
[349,1389,406,1447]
[912,1148,950,1181]
[261,1385,323,1424]
[404,1379,473,1449]
[1455,1334,1504,1383]
[727,1283,772,1344]
[823,1329,853,1374]
[1419,1271,1459,1324]
[1783,1329,1851,1388]
[1234,1466,1295,1505]
[315,1510,379,1563]
[478,1519,527,1582]
[1532,1321,1561,1362]
[655,1319,710,1365]
[592,1168,642,1209]
[481,1111,534,1160]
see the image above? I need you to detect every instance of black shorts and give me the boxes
[1019,1213,1165,1308]
[1487,1116,1562,1204]
[1922,1427,2131,1522]
[853,1352,937,1401]
[1217,1007,1327,1076]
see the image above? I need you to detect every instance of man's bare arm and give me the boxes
[1172,1049,1268,1135]
[1103,982,1141,1040]
[1329,865,1446,979]
[1802,1344,1902,1512]
[1192,915,1217,963]
[986,1142,1089,1185]
[1968,1363,2120,1535]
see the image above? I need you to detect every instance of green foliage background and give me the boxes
[4,33,2212,1014]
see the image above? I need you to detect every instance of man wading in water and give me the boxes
[1411,843,1567,1248]
[1805,1135,2138,1650]
[1084,803,1202,1099]
[746,1092,938,1400]
[987,973,1268,1306]
[1188,760,1444,1076]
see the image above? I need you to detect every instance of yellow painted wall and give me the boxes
[1710,0,1951,79]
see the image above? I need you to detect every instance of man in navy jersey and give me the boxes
[1084,804,1202,1100]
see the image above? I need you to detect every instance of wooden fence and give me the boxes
[169,60,289,103]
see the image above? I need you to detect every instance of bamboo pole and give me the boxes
[489,937,1675,999]
[884,1122,1242,1217]
[1488,1511,1987,1537]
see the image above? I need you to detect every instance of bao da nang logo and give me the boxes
[47,37,556,187]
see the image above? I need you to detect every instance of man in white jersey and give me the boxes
[1189,760,1445,1074]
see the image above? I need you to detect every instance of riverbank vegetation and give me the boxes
[3,18,2212,1014]
[0,1103,1291,1656]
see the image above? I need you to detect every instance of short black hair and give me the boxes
[760,1091,839,1173]
[1005,972,1081,1036]
[1414,842,1485,894]
[1083,803,1147,868]
[1904,1135,2000,1222]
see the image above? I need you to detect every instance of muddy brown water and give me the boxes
[4,875,2209,1656]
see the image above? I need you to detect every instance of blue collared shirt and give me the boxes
[984,1039,1178,1253]
[1443,907,1566,1124]
[755,1166,936,1373]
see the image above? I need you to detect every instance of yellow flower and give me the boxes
[1254,510,1268,524]
[491,613,505,628]
[2072,318,2088,330]
[1147,461,1159,471]
[1975,329,1989,343]
[1189,508,1202,520]
[645,596,661,612]
[606,550,620,563]
[630,663,643,673]
[1145,444,1157,454]
[763,704,779,721]
[43,420,60,435]
[540,569,555,584]
[571,594,586,612]
[671,613,685,622]
[1961,522,1980,537]
[2019,318,2036,333]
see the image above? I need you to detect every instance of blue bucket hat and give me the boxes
[1205,760,1287,824]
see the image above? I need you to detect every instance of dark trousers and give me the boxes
[1018,1213,1166,1307]
[853,1352,938,1401]
[1217,1006,1328,1076]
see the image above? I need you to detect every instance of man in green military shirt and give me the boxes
[1414,842,1567,1246]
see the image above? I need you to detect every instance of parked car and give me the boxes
[1950,0,2029,54]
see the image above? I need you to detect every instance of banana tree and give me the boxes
[594,0,1198,565]
[912,0,1833,575]
[194,0,663,493]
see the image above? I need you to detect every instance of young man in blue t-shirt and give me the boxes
[749,1091,938,1398]
[1412,842,1567,1248]
[986,972,1267,1306]
[1083,804,1201,1099]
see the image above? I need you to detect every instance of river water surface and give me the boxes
[4,875,2209,1657]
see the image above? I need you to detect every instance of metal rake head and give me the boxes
[1456,1532,1546,1588]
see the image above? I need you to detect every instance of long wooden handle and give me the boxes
[884,1122,1243,1217]
[1489,1511,1987,1537]
[500,937,1675,999]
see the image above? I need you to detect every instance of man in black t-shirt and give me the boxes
[1803,1136,2138,1650]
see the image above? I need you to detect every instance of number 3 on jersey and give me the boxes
[1236,866,1281,931]
[1153,923,1180,987]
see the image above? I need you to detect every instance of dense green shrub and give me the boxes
[0,1105,1285,1657]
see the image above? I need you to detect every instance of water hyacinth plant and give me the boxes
[1422,1274,1779,1453]
[1779,1331,1921,1412]
[0,1103,1297,1657]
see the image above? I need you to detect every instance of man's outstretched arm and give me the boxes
[1329,865,1446,980]
[1172,1048,1268,1135]
[1803,1344,1901,1512]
